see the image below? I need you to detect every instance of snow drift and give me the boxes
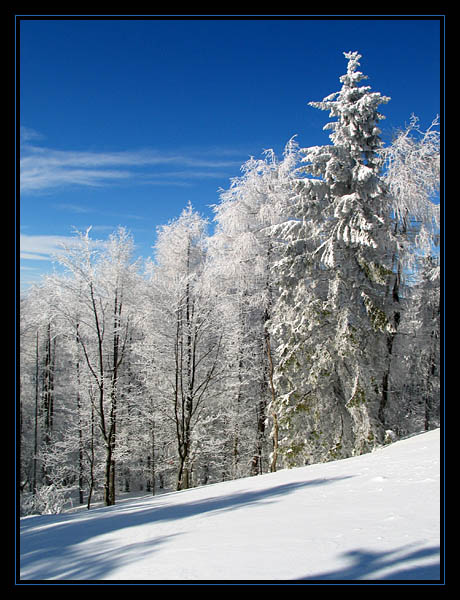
[19,428,441,582]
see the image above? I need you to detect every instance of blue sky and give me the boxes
[18,16,442,291]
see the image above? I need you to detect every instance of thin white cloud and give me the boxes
[20,126,45,143]
[21,165,132,192]
[20,233,105,262]
[53,202,146,222]
[20,234,76,261]
[22,146,240,168]
[20,251,52,261]
[20,141,244,193]
[52,203,96,214]
[144,170,232,180]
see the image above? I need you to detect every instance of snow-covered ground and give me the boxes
[19,428,441,582]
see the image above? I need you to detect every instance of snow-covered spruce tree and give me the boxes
[208,141,300,476]
[269,52,400,468]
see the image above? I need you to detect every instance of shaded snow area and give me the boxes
[19,428,441,583]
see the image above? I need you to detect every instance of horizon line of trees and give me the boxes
[19,52,440,515]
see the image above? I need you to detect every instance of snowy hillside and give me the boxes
[19,428,441,583]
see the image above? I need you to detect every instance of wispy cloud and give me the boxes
[21,163,132,192]
[53,202,147,222]
[20,135,244,193]
[20,126,45,143]
[20,233,105,262]
[52,203,96,214]
[20,234,76,261]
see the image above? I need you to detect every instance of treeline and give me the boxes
[19,52,440,514]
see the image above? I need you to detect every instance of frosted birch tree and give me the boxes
[145,204,224,490]
[51,226,140,506]
[208,141,300,475]
[374,115,441,434]
[19,278,92,513]
[382,114,440,274]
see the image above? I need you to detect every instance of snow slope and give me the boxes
[19,428,441,583]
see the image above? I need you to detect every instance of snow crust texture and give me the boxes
[20,428,441,582]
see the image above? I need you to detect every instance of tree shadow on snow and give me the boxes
[19,533,177,581]
[20,475,351,581]
[297,545,441,582]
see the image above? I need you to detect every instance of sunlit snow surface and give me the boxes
[19,429,441,582]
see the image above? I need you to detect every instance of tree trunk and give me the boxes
[104,442,116,506]
[264,322,278,473]
[150,421,155,495]
[32,330,39,494]
[251,398,266,475]
[380,259,401,427]
[42,322,55,449]
[78,416,84,505]
[87,399,96,510]
[76,322,84,505]
[270,411,279,473]
[177,454,189,491]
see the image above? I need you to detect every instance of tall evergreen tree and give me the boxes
[270,51,400,467]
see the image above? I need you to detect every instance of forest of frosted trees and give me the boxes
[19,52,441,515]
